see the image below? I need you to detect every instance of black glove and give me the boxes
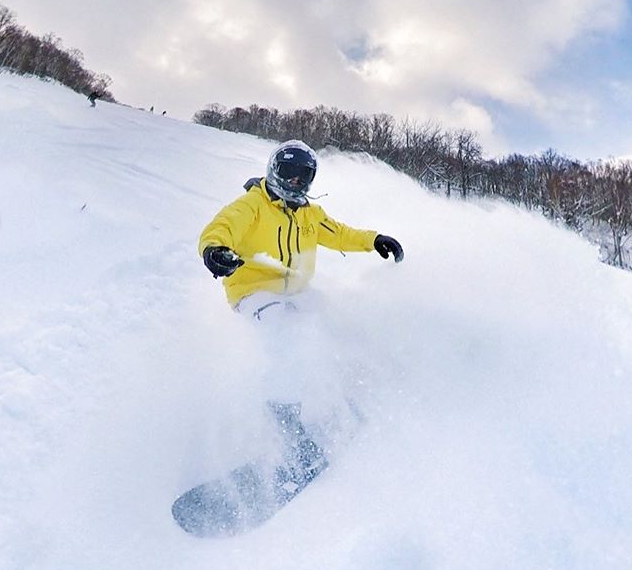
[203,246,245,278]
[374,234,404,263]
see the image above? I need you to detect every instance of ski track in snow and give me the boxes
[2,75,632,570]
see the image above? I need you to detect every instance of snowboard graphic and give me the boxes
[172,403,329,537]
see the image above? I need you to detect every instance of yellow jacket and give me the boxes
[199,178,378,306]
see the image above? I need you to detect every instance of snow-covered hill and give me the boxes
[2,75,632,570]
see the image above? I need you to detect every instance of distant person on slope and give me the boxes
[87,91,101,108]
[198,139,404,319]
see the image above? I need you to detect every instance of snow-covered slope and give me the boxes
[2,75,632,570]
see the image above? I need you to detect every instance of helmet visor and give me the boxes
[276,162,316,185]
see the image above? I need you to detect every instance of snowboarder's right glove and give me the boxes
[203,246,245,278]
[374,234,404,263]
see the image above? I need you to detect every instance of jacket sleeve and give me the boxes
[198,194,258,256]
[314,206,378,252]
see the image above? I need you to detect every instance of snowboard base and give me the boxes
[172,404,329,538]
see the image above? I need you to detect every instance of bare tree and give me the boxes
[591,161,632,267]
[0,3,115,100]
[453,129,482,198]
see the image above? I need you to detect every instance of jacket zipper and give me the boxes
[283,209,294,292]
[295,212,301,254]
[286,213,293,268]
[277,226,284,263]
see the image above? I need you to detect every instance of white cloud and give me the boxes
[610,79,632,104]
[445,98,502,152]
[6,0,629,155]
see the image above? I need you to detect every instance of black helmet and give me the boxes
[266,140,317,206]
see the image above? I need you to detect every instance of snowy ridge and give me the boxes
[1,75,632,570]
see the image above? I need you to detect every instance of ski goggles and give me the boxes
[276,162,316,184]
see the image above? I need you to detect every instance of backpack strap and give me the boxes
[243,177,264,191]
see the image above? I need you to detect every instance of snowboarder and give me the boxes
[176,141,405,536]
[198,139,404,318]
[87,91,101,108]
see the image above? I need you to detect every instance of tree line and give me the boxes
[0,4,114,100]
[194,103,632,269]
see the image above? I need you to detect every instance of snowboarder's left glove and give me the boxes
[203,246,245,278]
[374,234,404,263]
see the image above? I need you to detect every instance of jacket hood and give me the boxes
[243,177,306,210]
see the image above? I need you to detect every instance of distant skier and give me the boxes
[198,139,404,317]
[87,91,101,108]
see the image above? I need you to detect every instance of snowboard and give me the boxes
[171,403,329,538]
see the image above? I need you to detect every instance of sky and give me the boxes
[5,0,632,159]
